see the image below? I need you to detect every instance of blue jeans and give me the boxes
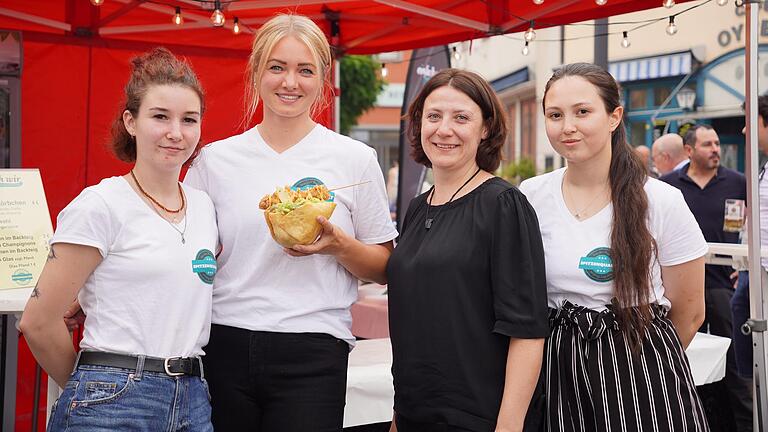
[732,270,753,379]
[47,364,213,431]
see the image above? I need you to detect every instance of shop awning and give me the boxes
[655,104,744,122]
[609,51,697,83]
[490,67,529,93]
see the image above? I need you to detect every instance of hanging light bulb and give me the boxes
[233,17,241,34]
[522,41,530,56]
[211,1,226,27]
[533,0,544,4]
[621,31,631,48]
[381,63,388,77]
[173,7,184,26]
[524,21,536,42]
[90,0,104,6]
[666,16,678,35]
[717,0,729,5]
[595,0,607,5]
[663,0,675,8]
[452,47,461,61]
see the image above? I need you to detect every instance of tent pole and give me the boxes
[334,59,341,133]
[744,1,768,430]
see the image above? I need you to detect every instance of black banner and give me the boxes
[395,46,451,230]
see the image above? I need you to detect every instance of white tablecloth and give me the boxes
[686,332,731,385]
[344,338,394,427]
[342,333,730,427]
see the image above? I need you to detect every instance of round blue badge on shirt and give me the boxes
[192,249,217,285]
[578,247,614,283]
[291,177,335,201]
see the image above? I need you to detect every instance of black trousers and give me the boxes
[203,324,350,432]
[396,415,474,432]
[698,287,753,432]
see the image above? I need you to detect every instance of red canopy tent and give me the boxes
[2,0,697,55]
[0,0,699,429]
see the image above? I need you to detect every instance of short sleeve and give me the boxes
[183,148,209,193]
[655,187,708,266]
[491,189,549,338]
[351,151,399,244]
[51,190,114,257]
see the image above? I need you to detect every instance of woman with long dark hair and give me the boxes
[519,63,709,431]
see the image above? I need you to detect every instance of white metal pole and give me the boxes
[744,1,768,429]
[334,58,341,133]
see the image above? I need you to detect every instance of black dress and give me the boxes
[386,177,549,432]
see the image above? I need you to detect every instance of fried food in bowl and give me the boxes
[259,185,336,248]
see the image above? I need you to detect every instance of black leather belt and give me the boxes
[77,351,202,377]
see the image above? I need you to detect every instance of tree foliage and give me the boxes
[340,55,385,135]
[500,158,536,185]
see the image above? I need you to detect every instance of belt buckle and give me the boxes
[163,357,184,376]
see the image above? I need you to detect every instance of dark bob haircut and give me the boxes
[404,68,507,171]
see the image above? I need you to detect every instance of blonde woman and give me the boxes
[184,14,397,431]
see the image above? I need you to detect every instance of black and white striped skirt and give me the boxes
[543,301,709,432]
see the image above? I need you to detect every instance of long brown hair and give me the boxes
[544,63,656,348]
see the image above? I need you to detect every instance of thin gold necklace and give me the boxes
[562,171,609,220]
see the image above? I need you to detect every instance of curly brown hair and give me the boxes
[405,68,507,171]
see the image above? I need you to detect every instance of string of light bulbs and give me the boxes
[514,0,720,55]
[88,0,739,59]
[376,0,722,67]
[89,0,248,34]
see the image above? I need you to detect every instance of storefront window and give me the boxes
[520,97,537,166]
[629,89,648,109]
[544,156,554,172]
[654,86,672,106]
[507,103,517,162]
[630,122,646,148]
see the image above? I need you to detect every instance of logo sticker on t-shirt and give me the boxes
[578,247,614,283]
[192,249,217,285]
[292,177,335,201]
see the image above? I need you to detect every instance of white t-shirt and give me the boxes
[52,176,218,358]
[184,124,398,344]
[519,168,707,310]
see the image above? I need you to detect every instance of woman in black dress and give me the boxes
[386,68,549,432]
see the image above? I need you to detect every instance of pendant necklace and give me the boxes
[562,171,609,221]
[425,167,482,230]
[130,170,188,244]
[159,213,188,244]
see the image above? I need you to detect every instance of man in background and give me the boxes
[661,124,752,432]
[633,145,657,177]
[652,133,689,175]
[732,95,768,381]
